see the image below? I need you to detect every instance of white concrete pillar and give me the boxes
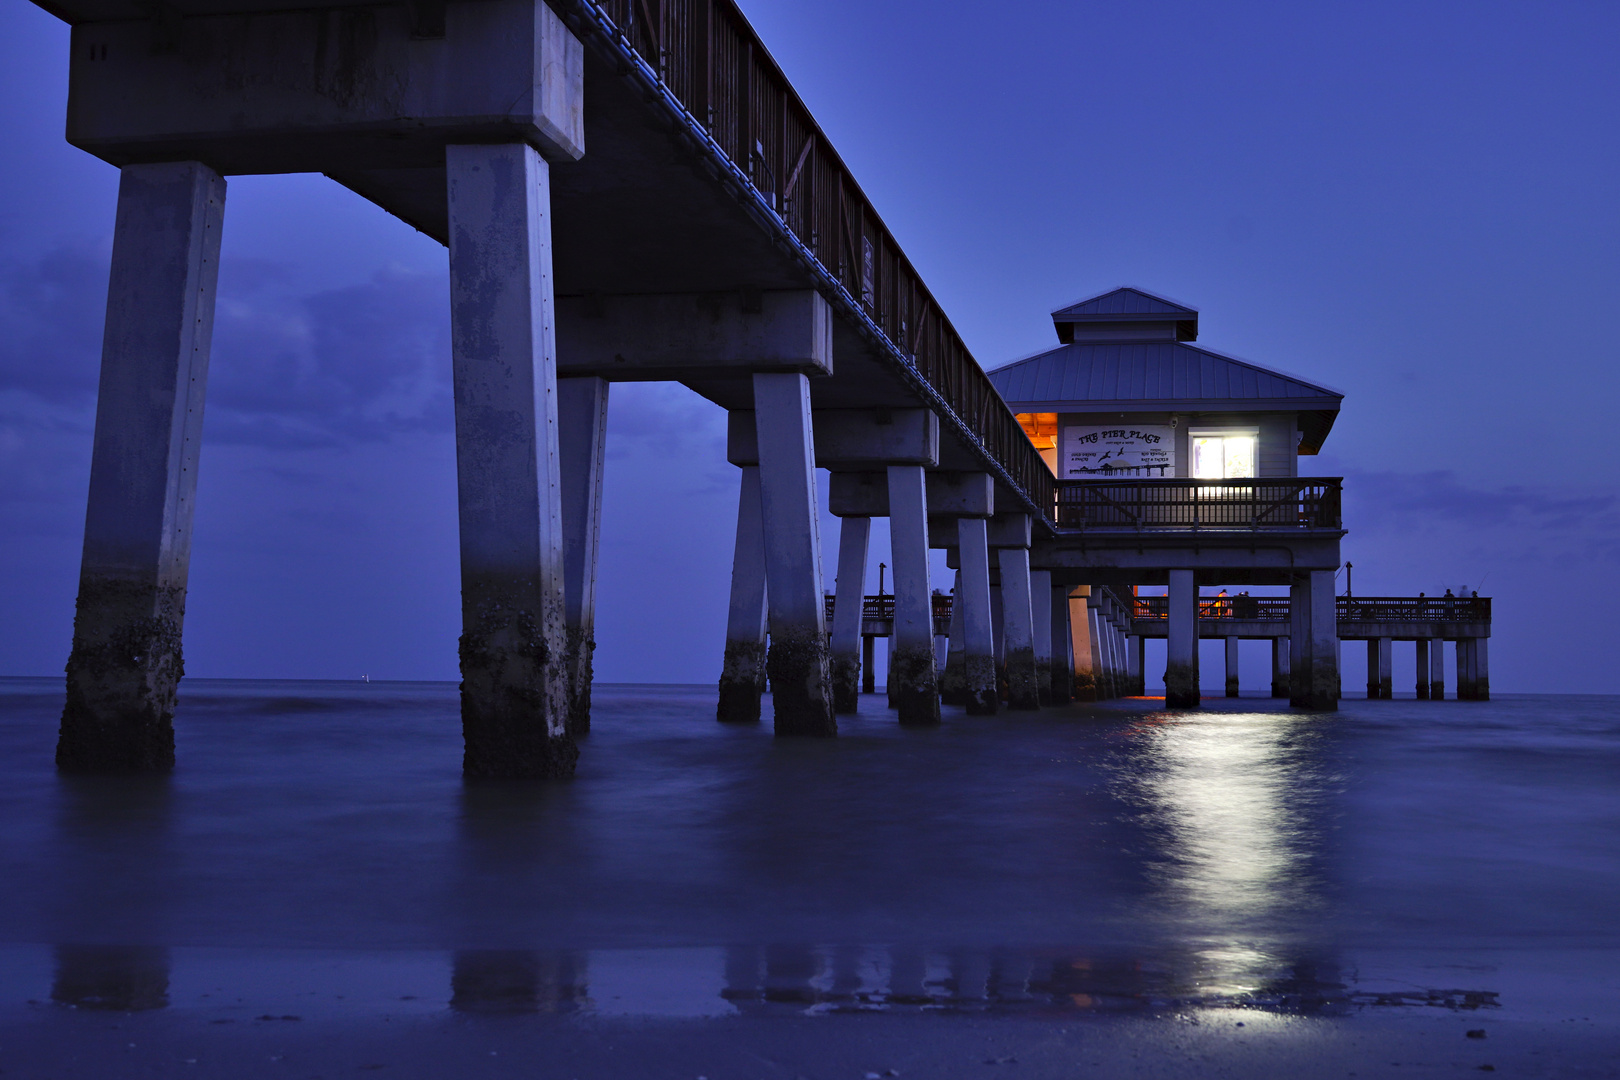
[1457,639,1478,701]
[1430,637,1447,700]
[941,569,966,705]
[957,518,997,715]
[997,548,1039,710]
[1415,638,1431,700]
[558,376,609,736]
[1070,590,1096,701]
[1272,637,1291,698]
[446,143,573,778]
[58,161,226,773]
[753,372,834,736]
[1052,586,1075,704]
[887,465,940,726]
[1289,570,1339,710]
[718,465,768,722]
[1166,571,1198,708]
[1374,637,1393,699]
[1225,637,1241,698]
[990,585,1006,668]
[1031,570,1054,705]
[1089,607,1111,699]
[1108,620,1127,698]
[829,515,871,714]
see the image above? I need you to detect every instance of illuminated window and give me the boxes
[1190,433,1256,479]
[1015,413,1060,476]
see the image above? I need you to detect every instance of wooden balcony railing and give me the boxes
[1054,478,1342,532]
[551,0,1055,521]
[1132,595,1491,624]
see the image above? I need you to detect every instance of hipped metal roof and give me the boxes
[987,340,1344,453]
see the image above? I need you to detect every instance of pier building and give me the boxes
[20,0,1487,777]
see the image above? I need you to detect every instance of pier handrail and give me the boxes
[553,0,1056,522]
[1054,477,1342,532]
[825,594,955,622]
[1132,594,1491,624]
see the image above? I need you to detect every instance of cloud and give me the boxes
[1345,468,1618,532]
[0,242,457,450]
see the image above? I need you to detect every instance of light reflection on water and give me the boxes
[3,679,1614,1019]
[1119,711,1336,998]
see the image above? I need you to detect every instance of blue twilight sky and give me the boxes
[1,0,1617,693]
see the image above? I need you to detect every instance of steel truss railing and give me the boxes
[549,0,1055,521]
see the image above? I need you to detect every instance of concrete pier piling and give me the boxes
[558,376,609,736]
[752,373,835,736]
[886,465,940,726]
[1165,571,1199,708]
[1289,570,1339,710]
[1225,638,1241,698]
[57,162,226,773]
[997,547,1040,710]
[1415,639,1431,699]
[446,143,575,779]
[957,518,998,715]
[1127,634,1144,696]
[1373,637,1393,699]
[1430,638,1447,701]
[1070,589,1096,701]
[1031,570,1054,705]
[1475,638,1490,701]
[1090,607,1112,700]
[718,465,768,723]
[829,515,871,714]
[1051,586,1075,704]
[941,570,966,705]
[1272,637,1291,698]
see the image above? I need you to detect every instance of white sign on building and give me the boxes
[1062,424,1175,478]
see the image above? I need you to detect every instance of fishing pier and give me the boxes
[22,0,1488,778]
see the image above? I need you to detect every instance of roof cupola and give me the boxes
[1051,287,1198,344]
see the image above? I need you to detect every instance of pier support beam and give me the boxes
[862,635,876,694]
[57,161,226,773]
[753,373,834,736]
[1367,637,1392,699]
[1090,607,1112,700]
[1289,570,1339,710]
[1272,637,1291,698]
[997,548,1040,710]
[1070,589,1096,701]
[941,571,966,705]
[558,376,608,736]
[718,466,768,723]
[1430,638,1447,701]
[1051,586,1075,704]
[447,143,575,779]
[1165,571,1199,708]
[1127,634,1144,696]
[1415,639,1431,699]
[829,516,871,714]
[1474,638,1490,701]
[887,465,940,726]
[1031,571,1054,705]
[957,519,998,715]
[1225,638,1241,698]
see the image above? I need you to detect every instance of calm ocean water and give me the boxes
[1,678,1616,1019]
